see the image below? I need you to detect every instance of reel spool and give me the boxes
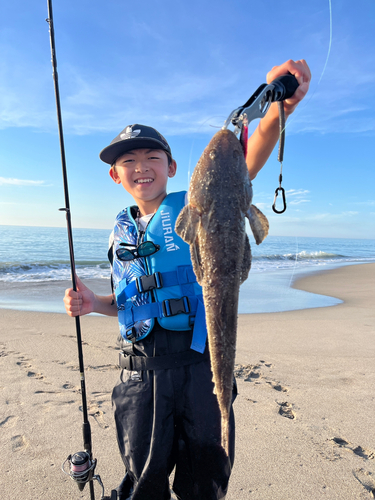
[62,451,105,497]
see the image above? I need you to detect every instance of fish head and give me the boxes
[188,129,253,215]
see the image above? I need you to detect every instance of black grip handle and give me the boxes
[270,74,299,102]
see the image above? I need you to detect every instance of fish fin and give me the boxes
[190,242,203,283]
[240,234,252,284]
[175,205,201,244]
[246,204,269,245]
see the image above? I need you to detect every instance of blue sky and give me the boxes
[1,0,374,239]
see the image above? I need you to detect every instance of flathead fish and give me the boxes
[175,129,269,455]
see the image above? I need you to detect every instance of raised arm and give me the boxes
[246,59,311,180]
[63,275,118,317]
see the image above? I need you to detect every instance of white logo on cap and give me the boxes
[120,126,141,140]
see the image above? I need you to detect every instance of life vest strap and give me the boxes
[119,347,209,371]
[116,265,197,300]
[120,294,207,354]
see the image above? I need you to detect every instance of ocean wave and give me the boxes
[253,250,345,261]
[1,254,375,283]
[251,255,375,272]
[0,261,111,283]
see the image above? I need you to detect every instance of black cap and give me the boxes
[99,124,171,165]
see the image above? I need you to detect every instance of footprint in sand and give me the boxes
[35,390,59,394]
[92,391,110,398]
[80,401,110,429]
[17,360,31,371]
[353,469,375,498]
[266,381,288,392]
[92,410,109,429]
[54,360,79,371]
[11,434,29,452]
[62,382,81,392]
[0,344,15,357]
[234,363,288,394]
[278,401,296,420]
[0,415,18,428]
[234,363,262,381]
[27,371,45,380]
[259,360,273,368]
[16,356,46,380]
[331,437,375,460]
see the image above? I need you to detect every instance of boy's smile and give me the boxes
[109,148,176,215]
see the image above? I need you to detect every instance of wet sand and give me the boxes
[1,263,374,499]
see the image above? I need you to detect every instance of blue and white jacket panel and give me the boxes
[111,204,152,341]
[111,191,207,353]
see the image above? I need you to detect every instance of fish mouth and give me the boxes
[134,178,154,184]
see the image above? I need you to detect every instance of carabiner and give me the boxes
[272,187,287,214]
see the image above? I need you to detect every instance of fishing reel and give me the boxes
[62,451,105,498]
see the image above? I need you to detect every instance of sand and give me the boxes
[1,263,374,499]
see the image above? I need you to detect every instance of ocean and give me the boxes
[1,224,374,314]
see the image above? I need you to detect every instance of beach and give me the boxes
[1,263,374,499]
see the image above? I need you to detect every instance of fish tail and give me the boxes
[221,416,230,457]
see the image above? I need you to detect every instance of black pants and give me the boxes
[112,325,236,500]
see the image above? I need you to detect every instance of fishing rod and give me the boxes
[46,2,113,498]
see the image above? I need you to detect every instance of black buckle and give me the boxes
[136,272,163,293]
[119,352,134,370]
[162,297,191,317]
[125,327,137,343]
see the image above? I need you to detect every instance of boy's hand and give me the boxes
[267,59,311,116]
[63,275,96,317]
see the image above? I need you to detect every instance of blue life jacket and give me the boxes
[112,191,207,353]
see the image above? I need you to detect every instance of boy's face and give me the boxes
[109,148,176,214]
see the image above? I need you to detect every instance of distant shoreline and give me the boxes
[2,223,375,241]
[2,261,373,316]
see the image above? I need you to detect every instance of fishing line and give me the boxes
[288,237,299,289]
[279,1,333,288]
[186,116,226,186]
[273,1,332,214]
[279,0,333,136]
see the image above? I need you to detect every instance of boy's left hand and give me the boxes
[267,59,311,116]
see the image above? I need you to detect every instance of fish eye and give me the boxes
[233,149,241,159]
[209,149,217,160]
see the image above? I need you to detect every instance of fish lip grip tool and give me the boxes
[223,74,299,214]
[223,74,299,134]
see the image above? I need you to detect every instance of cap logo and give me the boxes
[120,126,141,141]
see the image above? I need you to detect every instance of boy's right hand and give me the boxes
[63,275,95,317]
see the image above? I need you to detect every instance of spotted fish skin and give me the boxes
[175,129,269,455]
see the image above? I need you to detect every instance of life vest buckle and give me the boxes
[125,327,137,343]
[162,297,191,317]
[136,272,163,293]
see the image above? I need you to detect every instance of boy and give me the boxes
[64,60,311,500]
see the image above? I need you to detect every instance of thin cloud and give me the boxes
[1,3,374,139]
[353,200,375,206]
[286,189,310,196]
[0,177,48,186]
[288,199,310,205]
